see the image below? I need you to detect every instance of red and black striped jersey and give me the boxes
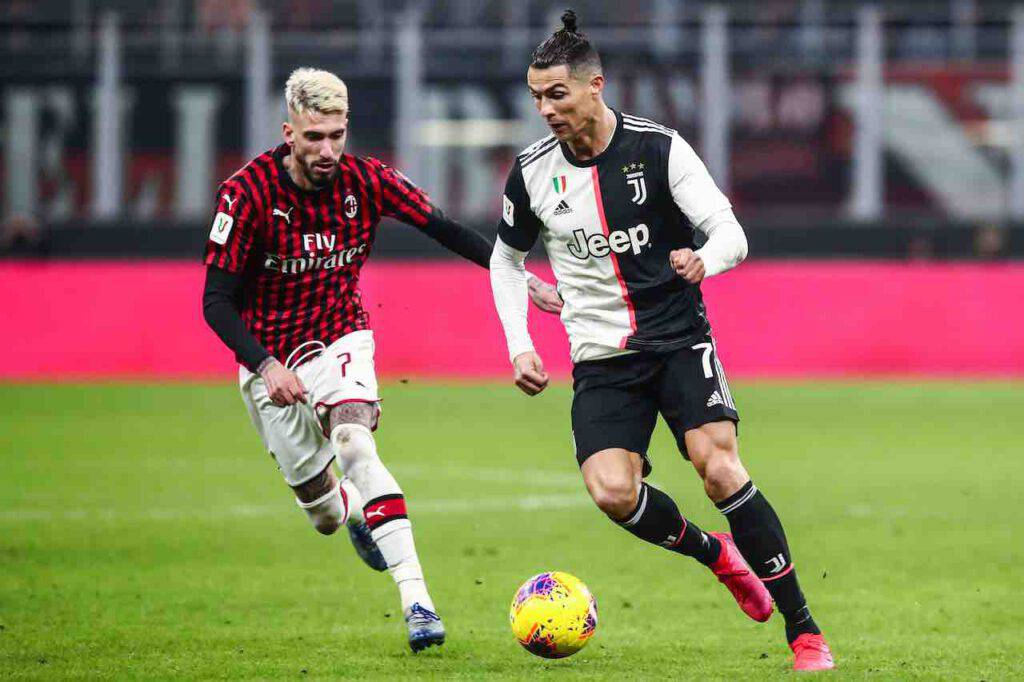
[203,144,433,368]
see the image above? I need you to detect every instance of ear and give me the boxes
[282,121,294,146]
[590,73,605,96]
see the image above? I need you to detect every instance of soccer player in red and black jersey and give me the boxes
[202,68,561,652]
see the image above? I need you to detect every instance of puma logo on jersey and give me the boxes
[273,206,294,224]
[365,508,386,519]
[567,224,650,259]
[221,193,237,210]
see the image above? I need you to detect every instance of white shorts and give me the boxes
[239,330,381,486]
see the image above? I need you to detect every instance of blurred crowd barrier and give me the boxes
[2,1,1024,258]
[4,259,1023,379]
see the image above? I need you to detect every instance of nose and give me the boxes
[538,99,555,119]
[319,139,334,158]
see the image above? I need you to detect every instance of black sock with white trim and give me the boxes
[618,483,721,566]
[716,481,820,642]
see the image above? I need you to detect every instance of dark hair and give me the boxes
[530,9,602,76]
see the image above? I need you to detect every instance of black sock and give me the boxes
[617,482,721,566]
[716,481,820,643]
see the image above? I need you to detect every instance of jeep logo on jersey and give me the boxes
[567,224,650,259]
[264,242,368,274]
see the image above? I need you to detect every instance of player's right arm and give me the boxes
[490,158,549,396]
[201,183,307,406]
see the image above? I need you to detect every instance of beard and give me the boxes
[300,158,338,188]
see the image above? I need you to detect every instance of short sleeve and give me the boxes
[371,158,434,229]
[202,181,258,274]
[497,158,542,252]
[668,133,732,227]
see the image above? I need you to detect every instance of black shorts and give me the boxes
[571,337,739,475]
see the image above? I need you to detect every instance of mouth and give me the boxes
[548,122,568,134]
[313,162,335,173]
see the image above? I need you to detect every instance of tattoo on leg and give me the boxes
[293,462,338,503]
[328,402,376,432]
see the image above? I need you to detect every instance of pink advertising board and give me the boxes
[4,260,1022,380]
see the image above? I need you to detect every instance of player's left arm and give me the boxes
[665,133,749,283]
[372,158,562,312]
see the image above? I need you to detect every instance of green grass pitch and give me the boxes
[1,380,1022,680]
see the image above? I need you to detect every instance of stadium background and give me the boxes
[2,1,1022,679]
[4,0,1024,379]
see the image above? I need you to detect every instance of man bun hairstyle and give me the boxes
[530,9,602,76]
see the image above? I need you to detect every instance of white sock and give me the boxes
[331,424,435,613]
[339,476,364,526]
[331,423,401,501]
[373,520,434,612]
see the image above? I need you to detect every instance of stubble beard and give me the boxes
[301,158,336,188]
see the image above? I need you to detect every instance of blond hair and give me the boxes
[284,68,349,117]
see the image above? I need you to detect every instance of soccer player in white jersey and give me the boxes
[489,11,834,671]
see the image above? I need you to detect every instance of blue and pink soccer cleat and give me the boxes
[346,520,388,572]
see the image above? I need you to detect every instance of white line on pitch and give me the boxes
[0,493,590,524]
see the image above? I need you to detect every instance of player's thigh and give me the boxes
[304,330,382,434]
[240,370,334,487]
[683,419,741,476]
[571,353,660,478]
[658,336,739,461]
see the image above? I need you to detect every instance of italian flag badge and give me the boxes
[552,175,567,193]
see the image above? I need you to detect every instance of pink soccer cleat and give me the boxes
[790,633,835,671]
[708,532,774,622]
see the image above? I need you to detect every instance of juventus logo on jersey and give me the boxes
[273,206,294,224]
[765,553,788,574]
[622,161,647,205]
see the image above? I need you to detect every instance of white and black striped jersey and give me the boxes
[498,110,733,362]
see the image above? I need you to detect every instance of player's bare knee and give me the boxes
[702,450,748,502]
[587,476,638,520]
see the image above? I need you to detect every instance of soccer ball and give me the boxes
[509,571,598,659]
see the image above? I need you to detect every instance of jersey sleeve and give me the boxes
[667,133,732,227]
[370,158,434,229]
[202,180,259,274]
[497,158,543,252]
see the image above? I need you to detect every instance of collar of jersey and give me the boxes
[557,109,623,169]
[273,143,340,195]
